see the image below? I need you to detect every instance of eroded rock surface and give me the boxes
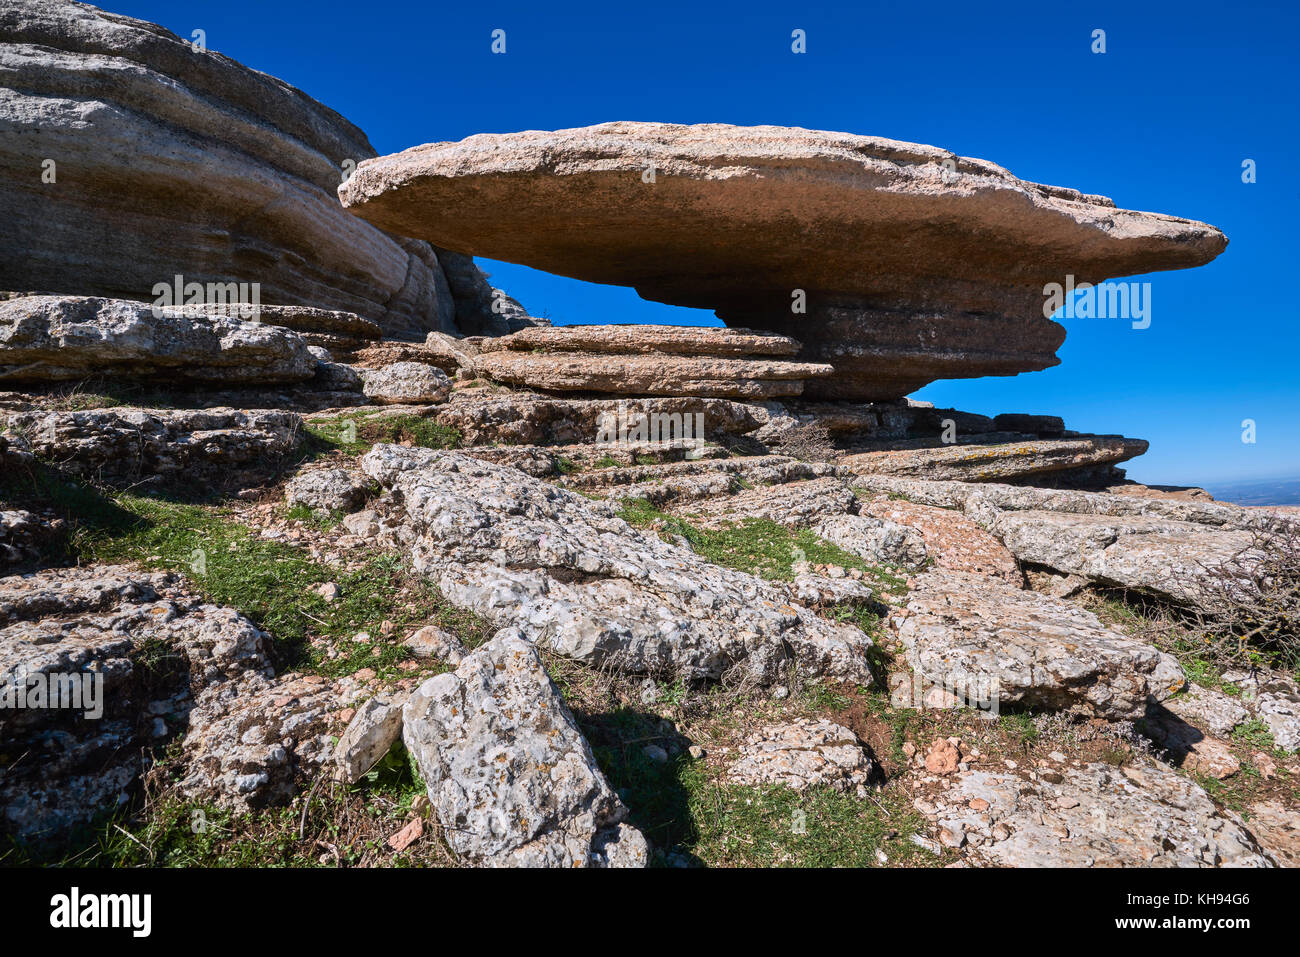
[358,445,875,686]
[8,407,301,483]
[340,121,1225,399]
[914,761,1274,867]
[402,629,647,867]
[0,566,272,840]
[727,719,874,791]
[0,0,461,338]
[891,571,1185,717]
[0,296,316,384]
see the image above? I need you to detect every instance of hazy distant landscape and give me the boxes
[1203,476,1300,507]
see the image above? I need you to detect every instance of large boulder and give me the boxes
[0,0,469,339]
[891,570,1185,718]
[7,407,301,483]
[358,445,876,686]
[340,121,1226,399]
[402,629,648,867]
[0,565,273,841]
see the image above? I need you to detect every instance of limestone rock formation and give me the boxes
[727,719,874,792]
[358,445,876,686]
[0,565,272,840]
[0,296,317,384]
[474,351,831,399]
[859,497,1022,584]
[402,629,648,867]
[360,362,452,405]
[838,436,1149,483]
[914,761,1274,867]
[0,0,470,339]
[340,121,1226,399]
[7,407,301,483]
[284,468,373,513]
[891,570,1185,717]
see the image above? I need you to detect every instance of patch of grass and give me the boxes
[285,503,344,529]
[1230,719,1279,754]
[554,456,581,475]
[681,769,940,867]
[592,454,621,469]
[77,494,490,678]
[614,498,909,594]
[305,413,460,457]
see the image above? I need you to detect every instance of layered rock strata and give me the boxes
[339,121,1227,399]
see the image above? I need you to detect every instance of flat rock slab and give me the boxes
[7,407,301,483]
[914,761,1274,867]
[727,718,874,791]
[0,295,317,384]
[359,445,875,686]
[479,324,801,357]
[402,629,647,867]
[426,391,769,447]
[0,0,457,338]
[838,435,1148,482]
[473,350,830,398]
[860,497,1022,584]
[990,509,1258,609]
[890,570,1185,718]
[850,474,1291,533]
[340,121,1225,399]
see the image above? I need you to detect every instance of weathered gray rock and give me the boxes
[403,624,466,664]
[360,362,452,405]
[0,295,316,383]
[0,509,57,571]
[859,497,1022,584]
[285,468,373,513]
[914,761,1274,867]
[8,407,301,483]
[850,474,1292,533]
[178,670,355,809]
[891,571,1185,718]
[814,513,929,570]
[340,121,1225,400]
[989,509,1258,608]
[401,629,648,867]
[359,445,875,686]
[474,350,831,399]
[427,391,768,448]
[1165,685,1252,738]
[0,0,458,338]
[333,693,407,784]
[727,719,874,791]
[1223,670,1300,753]
[479,324,803,357]
[838,436,1148,482]
[0,565,272,840]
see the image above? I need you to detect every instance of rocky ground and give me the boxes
[1,0,1294,870]
[2,314,1297,868]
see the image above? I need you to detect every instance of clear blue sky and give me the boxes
[118,0,1299,487]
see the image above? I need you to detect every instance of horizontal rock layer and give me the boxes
[473,350,831,398]
[0,0,476,339]
[340,121,1226,399]
[0,295,317,383]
